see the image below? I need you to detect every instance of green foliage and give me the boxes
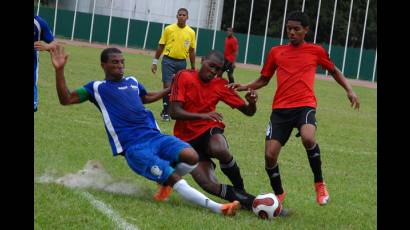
[35,44,376,229]
[221,0,377,49]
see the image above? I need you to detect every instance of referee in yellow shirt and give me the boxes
[151,8,196,121]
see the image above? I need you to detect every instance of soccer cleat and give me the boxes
[315,182,330,205]
[279,207,292,217]
[153,184,173,201]
[221,200,240,216]
[276,191,286,203]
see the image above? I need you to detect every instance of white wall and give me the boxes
[55,0,224,29]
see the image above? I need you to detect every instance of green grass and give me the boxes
[35,44,376,229]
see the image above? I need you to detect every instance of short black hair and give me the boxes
[177,8,188,15]
[205,50,224,63]
[100,47,122,63]
[286,11,310,27]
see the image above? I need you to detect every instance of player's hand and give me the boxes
[151,64,157,74]
[34,41,54,51]
[50,44,69,70]
[202,112,223,122]
[226,83,246,91]
[245,89,258,104]
[347,91,360,110]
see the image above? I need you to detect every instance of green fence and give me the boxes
[36,6,377,82]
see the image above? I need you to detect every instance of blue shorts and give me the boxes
[161,56,187,84]
[124,133,191,184]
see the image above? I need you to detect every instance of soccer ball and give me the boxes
[252,193,282,219]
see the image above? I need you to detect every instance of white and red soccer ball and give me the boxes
[252,193,282,219]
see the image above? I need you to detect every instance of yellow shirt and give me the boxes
[159,23,196,59]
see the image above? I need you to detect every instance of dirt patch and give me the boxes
[56,38,377,89]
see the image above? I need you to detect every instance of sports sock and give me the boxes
[162,95,169,115]
[220,157,244,190]
[306,143,323,183]
[265,164,284,195]
[173,179,222,213]
[175,162,198,176]
[220,184,255,210]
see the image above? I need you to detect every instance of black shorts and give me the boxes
[265,107,317,146]
[222,59,234,75]
[188,127,226,168]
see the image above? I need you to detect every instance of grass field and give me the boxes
[34,43,376,229]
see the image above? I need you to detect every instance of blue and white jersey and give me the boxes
[34,15,54,111]
[84,76,161,156]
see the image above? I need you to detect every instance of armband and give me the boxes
[75,87,90,103]
[152,58,159,65]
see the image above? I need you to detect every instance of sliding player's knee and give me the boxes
[179,147,199,165]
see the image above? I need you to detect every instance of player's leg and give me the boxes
[190,160,255,210]
[153,134,197,200]
[265,110,294,203]
[298,108,329,205]
[165,172,240,216]
[227,62,235,84]
[125,137,240,216]
[207,128,244,191]
[265,139,286,202]
[160,57,175,121]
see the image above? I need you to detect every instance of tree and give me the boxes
[222,0,377,49]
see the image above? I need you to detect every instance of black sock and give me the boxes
[220,184,255,210]
[162,95,169,115]
[220,157,244,191]
[306,143,323,183]
[228,75,234,84]
[265,164,284,195]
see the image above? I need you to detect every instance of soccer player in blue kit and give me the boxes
[48,45,240,216]
[34,14,57,112]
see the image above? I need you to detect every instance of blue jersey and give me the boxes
[83,76,161,155]
[34,15,54,111]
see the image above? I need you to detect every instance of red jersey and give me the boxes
[224,36,238,63]
[170,70,246,141]
[261,42,335,109]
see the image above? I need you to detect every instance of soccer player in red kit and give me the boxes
[221,27,238,84]
[156,50,260,211]
[229,11,360,206]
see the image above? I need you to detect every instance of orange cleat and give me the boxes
[315,182,330,205]
[276,191,286,203]
[153,184,173,201]
[221,200,241,216]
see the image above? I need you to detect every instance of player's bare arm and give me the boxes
[329,67,360,110]
[227,76,270,91]
[169,102,223,122]
[50,44,82,105]
[189,47,196,69]
[141,87,170,104]
[151,44,165,74]
[237,89,258,116]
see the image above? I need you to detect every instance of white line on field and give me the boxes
[79,191,138,230]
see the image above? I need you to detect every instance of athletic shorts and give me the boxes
[222,58,234,75]
[161,55,187,84]
[265,107,317,146]
[187,127,226,169]
[124,133,191,184]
